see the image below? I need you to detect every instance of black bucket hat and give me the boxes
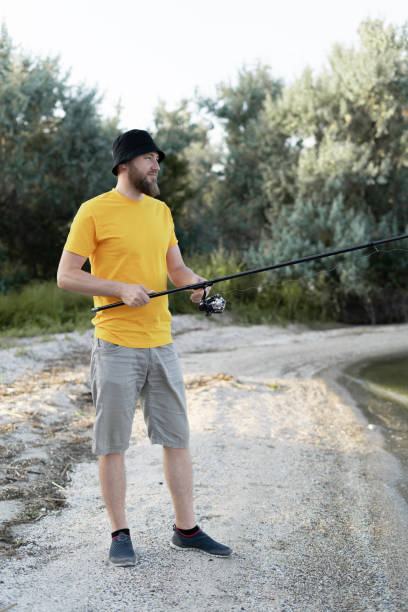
[111,129,165,175]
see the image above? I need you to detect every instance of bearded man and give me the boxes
[57,129,232,566]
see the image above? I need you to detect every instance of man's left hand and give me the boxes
[190,276,209,303]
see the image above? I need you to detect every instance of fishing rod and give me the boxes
[91,232,408,316]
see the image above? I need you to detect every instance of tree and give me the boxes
[152,100,220,252]
[252,19,408,317]
[0,25,119,285]
[200,64,283,249]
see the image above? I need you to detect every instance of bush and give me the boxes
[0,281,93,337]
[169,249,339,324]
[0,250,348,340]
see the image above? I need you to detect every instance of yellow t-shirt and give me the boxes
[64,188,178,348]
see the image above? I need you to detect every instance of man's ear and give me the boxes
[117,161,128,175]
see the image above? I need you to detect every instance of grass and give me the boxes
[0,252,339,338]
[14,347,33,357]
[169,250,338,325]
[0,281,93,338]
[0,339,18,349]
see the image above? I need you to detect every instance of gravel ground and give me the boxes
[1,316,408,611]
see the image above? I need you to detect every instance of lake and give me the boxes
[341,353,408,503]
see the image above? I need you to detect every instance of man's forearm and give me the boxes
[168,265,202,288]
[57,268,125,298]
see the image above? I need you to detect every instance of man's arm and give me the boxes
[166,245,207,303]
[56,250,154,307]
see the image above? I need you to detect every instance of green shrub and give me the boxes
[169,249,338,324]
[0,281,93,337]
[0,251,341,339]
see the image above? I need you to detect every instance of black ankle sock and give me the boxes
[176,525,200,536]
[111,528,130,538]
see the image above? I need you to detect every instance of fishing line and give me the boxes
[211,245,408,301]
[90,233,408,315]
[218,242,407,300]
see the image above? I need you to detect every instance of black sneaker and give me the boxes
[171,525,232,557]
[109,532,136,567]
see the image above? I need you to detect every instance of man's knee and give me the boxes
[98,452,125,466]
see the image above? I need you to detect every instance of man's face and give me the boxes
[126,152,160,197]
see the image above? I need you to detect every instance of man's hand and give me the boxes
[119,283,155,307]
[190,276,209,303]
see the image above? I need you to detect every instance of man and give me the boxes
[57,129,232,566]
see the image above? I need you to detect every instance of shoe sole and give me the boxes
[109,558,136,567]
[170,542,232,557]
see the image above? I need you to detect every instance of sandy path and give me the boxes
[1,317,408,611]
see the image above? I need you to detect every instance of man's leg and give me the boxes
[91,341,148,566]
[164,445,232,557]
[99,452,136,566]
[98,452,128,531]
[146,346,232,556]
[162,446,195,529]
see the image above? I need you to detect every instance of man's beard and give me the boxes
[128,166,160,197]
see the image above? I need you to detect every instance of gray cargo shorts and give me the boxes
[90,339,189,455]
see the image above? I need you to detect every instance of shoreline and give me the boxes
[332,360,408,508]
[1,318,408,610]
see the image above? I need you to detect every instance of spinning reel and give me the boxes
[198,286,226,317]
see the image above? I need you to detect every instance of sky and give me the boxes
[1,0,407,131]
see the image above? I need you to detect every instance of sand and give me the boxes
[1,316,408,611]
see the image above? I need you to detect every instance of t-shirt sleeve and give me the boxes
[64,203,97,258]
[167,207,179,249]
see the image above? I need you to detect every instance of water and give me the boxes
[341,353,408,503]
[355,354,408,407]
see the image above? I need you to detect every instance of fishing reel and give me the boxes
[199,286,226,317]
